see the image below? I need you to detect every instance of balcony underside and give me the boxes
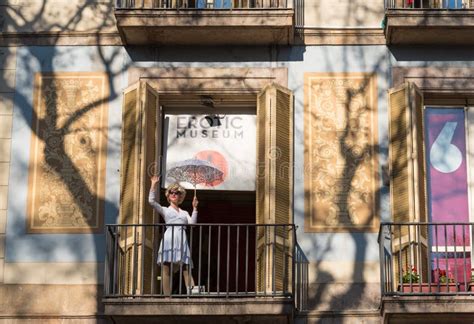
[103,297,294,323]
[382,296,474,324]
[384,9,474,45]
[115,9,294,45]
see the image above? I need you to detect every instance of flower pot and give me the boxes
[399,283,433,293]
[399,283,460,293]
[468,283,474,292]
[438,283,459,292]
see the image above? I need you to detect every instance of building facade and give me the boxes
[0,0,474,323]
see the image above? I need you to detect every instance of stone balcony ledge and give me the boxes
[115,9,294,45]
[382,295,474,324]
[103,296,294,323]
[384,9,474,45]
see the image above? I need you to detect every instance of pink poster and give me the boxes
[425,107,470,282]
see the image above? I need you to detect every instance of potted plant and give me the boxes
[433,268,459,293]
[438,270,459,292]
[400,266,424,293]
[402,266,420,284]
[469,268,474,291]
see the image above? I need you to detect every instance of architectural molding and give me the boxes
[393,66,474,97]
[382,296,474,323]
[128,67,288,107]
[304,72,379,233]
[104,297,293,317]
[385,9,474,45]
[27,72,109,234]
[296,310,381,318]
[0,29,388,46]
[0,32,122,46]
[115,9,294,45]
[295,27,385,45]
[129,67,288,89]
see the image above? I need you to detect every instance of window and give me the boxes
[389,81,474,284]
[116,79,294,295]
[424,106,473,282]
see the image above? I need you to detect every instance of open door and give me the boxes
[256,83,294,294]
[389,82,428,286]
[118,81,161,295]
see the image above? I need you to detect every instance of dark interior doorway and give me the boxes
[158,189,256,294]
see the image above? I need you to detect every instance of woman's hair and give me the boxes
[165,183,186,204]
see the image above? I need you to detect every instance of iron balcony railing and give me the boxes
[379,222,474,296]
[116,0,290,9]
[294,243,309,311]
[104,223,296,299]
[385,0,472,9]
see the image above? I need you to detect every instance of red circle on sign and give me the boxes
[194,150,228,187]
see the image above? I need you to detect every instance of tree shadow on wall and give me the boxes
[1,0,129,320]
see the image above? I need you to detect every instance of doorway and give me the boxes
[157,103,257,294]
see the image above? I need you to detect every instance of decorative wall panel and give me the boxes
[304,73,379,232]
[27,73,109,233]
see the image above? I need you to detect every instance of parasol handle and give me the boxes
[193,169,197,198]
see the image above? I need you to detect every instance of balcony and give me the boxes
[114,0,294,45]
[379,222,474,323]
[384,0,474,45]
[103,223,300,323]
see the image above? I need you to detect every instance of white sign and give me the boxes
[163,114,256,191]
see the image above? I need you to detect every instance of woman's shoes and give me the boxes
[187,286,204,294]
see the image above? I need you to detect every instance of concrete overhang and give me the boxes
[382,296,474,324]
[114,9,294,45]
[384,9,474,45]
[103,297,294,323]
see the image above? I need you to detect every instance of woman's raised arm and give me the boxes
[188,196,198,224]
[149,175,164,216]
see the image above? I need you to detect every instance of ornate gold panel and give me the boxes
[27,72,109,233]
[304,73,379,232]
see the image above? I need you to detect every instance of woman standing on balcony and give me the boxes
[149,175,198,295]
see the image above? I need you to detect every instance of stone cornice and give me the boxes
[0,32,122,46]
[295,27,385,45]
[0,28,386,46]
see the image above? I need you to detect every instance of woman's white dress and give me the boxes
[148,189,197,265]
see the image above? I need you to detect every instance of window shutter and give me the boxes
[120,81,161,225]
[118,80,138,294]
[256,83,293,294]
[412,85,427,225]
[119,81,160,294]
[388,82,427,284]
[256,90,268,227]
[412,84,429,282]
[139,82,161,226]
[140,82,161,294]
[120,84,140,226]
